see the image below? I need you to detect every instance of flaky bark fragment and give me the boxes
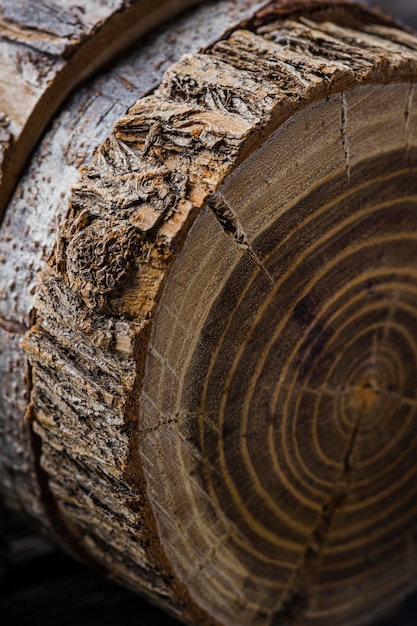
[2,1,417,625]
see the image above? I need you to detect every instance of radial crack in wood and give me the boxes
[274,382,368,624]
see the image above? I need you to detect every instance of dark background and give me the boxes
[1,1,417,625]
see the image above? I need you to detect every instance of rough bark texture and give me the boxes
[1,0,417,625]
[0,0,207,222]
[0,0,278,617]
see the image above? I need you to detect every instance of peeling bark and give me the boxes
[0,0,206,222]
[1,1,417,625]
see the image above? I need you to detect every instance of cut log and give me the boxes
[1,0,417,625]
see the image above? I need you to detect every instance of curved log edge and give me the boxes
[3,0,417,624]
[0,0,282,618]
[0,0,207,224]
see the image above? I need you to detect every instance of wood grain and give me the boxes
[16,1,417,624]
[0,0,275,619]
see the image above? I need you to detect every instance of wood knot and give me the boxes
[66,220,143,310]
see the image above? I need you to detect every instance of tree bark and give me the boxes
[368,1,417,30]
[0,0,207,223]
[1,1,417,625]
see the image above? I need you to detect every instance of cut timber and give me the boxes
[0,0,282,607]
[1,0,417,625]
[0,0,205,223]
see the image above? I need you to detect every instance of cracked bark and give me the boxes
[1,1,417,625]
[0,0,205,224]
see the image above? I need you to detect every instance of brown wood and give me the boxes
[2,0,417,625]
[0,0,207,224]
